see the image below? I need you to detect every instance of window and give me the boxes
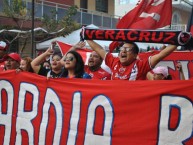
[119,0,138,5]
[0,0,3,12]
[129,0,137,4]
[172,12,181,25]
[119,0,129,4]
[96,0,108,13]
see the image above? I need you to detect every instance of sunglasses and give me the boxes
[120,47,133,52]
[63,56,74,61]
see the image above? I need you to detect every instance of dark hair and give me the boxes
[52,52,62,59]
[165,74,172,80]
[43,60,50,65]
[91,51,103,64]
[63,51,85,78]
[119,41,139,54]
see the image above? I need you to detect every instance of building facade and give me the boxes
[1,0,191,31]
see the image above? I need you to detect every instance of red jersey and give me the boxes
[85,65,111,80]
[105,53,151,80]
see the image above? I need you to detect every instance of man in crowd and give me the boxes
[69,41,111,80]
[85,51,111,80]
[0,41,9,71]
[4,53,21,70]
[86,40,177,80]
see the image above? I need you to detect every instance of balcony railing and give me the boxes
[0,0,119,28]
[170,24,187,31]
[0,0,188,31]
[27,0,119,28]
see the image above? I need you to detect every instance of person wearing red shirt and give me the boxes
[86,40,177,80]
[85,51,111,80]
[0,41,9,71]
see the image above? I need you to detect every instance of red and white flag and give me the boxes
[109,0,172,52]
[56,41,92,62]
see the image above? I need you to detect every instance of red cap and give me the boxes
[0,41,8,50]
[5,53,21,63]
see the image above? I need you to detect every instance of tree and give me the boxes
[41,5,80,37]
[2,0,29,49]
[2,0,80,55]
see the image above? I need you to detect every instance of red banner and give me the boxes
[1,71,193,145]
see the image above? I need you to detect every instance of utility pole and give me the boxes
[31,0,35,58]
[182,0,193,6]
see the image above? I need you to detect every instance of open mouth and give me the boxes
[52,63,57,66]
[89,60,94,63]
[120,54,127,59]
[65,62,71,65]
[120,52,127,58]
[6,65,11,68]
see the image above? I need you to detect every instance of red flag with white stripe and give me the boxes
[109,0,172,52]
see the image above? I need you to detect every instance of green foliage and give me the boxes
[3,0,28,18]
[41,5,81,36]
[41,10,59,33]
[60,5,80,36]
[1,1,81,54]
[61,5,78,26]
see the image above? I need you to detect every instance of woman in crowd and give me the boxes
[31,47,64,78]
[146,62,185,80]
[146,66,172,80]
[61,50,91,79]
[20,56,34,72]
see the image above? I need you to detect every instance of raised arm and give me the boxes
[68,41,86,52]
[150,45,177,68]
[86,40,107,60]
[176,61,185,80]
[31,48,53,73]
[60,41,86,66]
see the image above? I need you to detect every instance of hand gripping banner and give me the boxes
[81,28,192,46]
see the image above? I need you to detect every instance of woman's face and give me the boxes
[64,53,76,70]
[20,59,27,71]
[51,55,62,70]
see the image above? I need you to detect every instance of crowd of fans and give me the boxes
[0,40,186,81]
